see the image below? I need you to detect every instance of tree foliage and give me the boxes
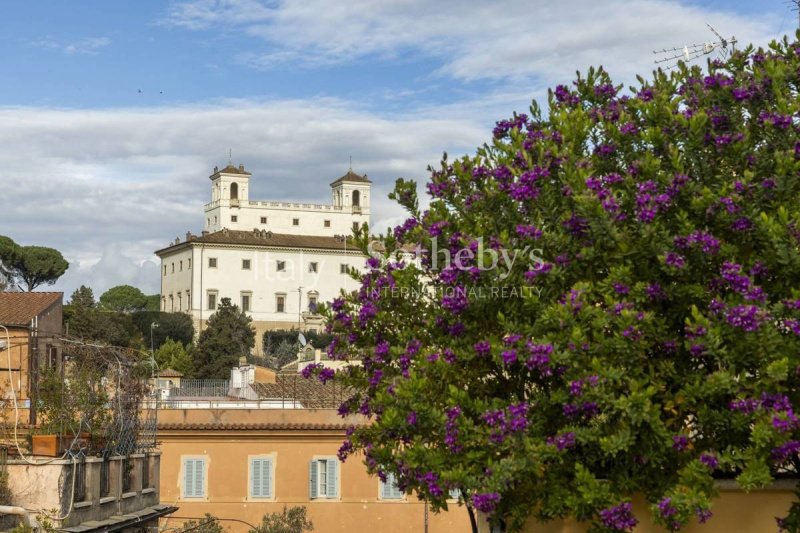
[154,338,195,377]
[194,298,255,379]
[180,514,226,533]
[315,36,800,533]
[99,285,149,313]
[248,506,314,533]
[131,310,195,349]
[0,236,68,291]
[64,286,142,348]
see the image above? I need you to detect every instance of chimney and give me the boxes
[201,230,209,237]
[186,231,193,242]
[239,163,245,172]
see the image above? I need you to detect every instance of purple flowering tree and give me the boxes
[310,35,800,532]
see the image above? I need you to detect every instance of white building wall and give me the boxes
[160,247,194,313]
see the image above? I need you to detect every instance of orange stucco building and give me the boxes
[157,407,472,532]
[0,291,63,427]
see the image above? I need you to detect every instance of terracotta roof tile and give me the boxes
[156,229,359,255]
[157,422,353,431]
[330,169,371,186]
[210,163,252,177]
[0,292,62,327]
[157,369,184,378]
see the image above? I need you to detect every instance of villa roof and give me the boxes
[157,368,184,378]
[330,169,371,186]
[155,229,358,255]
[209,163,252,179]
[0,292,62,327]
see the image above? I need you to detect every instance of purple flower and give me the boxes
[600,502,638,531]
[474,341,491,357]
[318,368,335,383]
[472,492,501,514]
[672,435,689,452]
[700,453,719,470]
[406,411,417,426]
[658,497,677,518]
[771,441,800,462]
[501,350,518,366]
[548,431,576,450]
[725,304,765,332]
[731,216,753,232]
[665,252,685,269]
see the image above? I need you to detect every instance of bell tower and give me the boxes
[205,163,252,232]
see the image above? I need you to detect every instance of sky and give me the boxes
[0,0,794,298]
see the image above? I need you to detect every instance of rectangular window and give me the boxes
[241,293,251,313]
[380,473,403,500]
[177,293,182,311]
[353,222,359,231]
[122,457,132,493]
[324,220,331,228]
[293,218,300,226]
[186,290,191,309]
[171,263,175,273]
[249,458,273,499]
[242,259,251,270]
[340,264,348,274]
[308,296,318,313]
[448,488,460,500]
[231,215,238,222]
[207,291,217,311]
[261,217,267,224]
[74,458,87,502]
[163,265,167,276]
[188,258,191,269]
[169,294,174,312]
[183,458,206,498]
[308,262,318,273]
[180,260,183,271]
[276,295,285,313]
[276,260,286,272]
[309,459,338,499]
[209,257,217,268]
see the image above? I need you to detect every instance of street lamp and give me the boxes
[150,322,159,354]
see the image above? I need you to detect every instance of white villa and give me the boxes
[155,163,370,354]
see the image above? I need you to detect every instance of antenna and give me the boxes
[790,0,800,30]
[298,333,307,347]
[349,155,352,171]
[652,23,737,69]
[228,148,232,165]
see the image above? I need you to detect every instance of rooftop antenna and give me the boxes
[652,23,737,69]
[228,148,233,165]
[790,0,800,30]
[349,155,352,171]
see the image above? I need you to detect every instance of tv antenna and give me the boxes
[652,24,737,69]
[790,0,800,30]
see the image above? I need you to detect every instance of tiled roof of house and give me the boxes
[330,169,371,186]
[0,292,62,327]
[157,422,353,431]
[156,229,358,255]
[210,163,252,178]
[157,368,184,378]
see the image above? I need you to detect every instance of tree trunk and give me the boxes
[466,503,479,533]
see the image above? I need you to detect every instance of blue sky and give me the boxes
[0,0,792,297]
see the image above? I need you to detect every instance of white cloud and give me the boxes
[0,98,489,296]
[162,0,781,83]
[33,36,111,55]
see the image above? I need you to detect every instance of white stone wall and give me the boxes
[160,243,365,325]
[160,248,194,312]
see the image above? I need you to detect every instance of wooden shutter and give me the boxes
[382,473,402,499]
[326,459,338,498]
[184,459,195,498]
[251,458,272,498]
[194,459,204,497]
[309,460,318,499]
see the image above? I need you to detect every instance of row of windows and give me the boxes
[164,291,190,312]
[182,457,452,501]
[208,215,359,232]
[208,257,350,274]
[164,258,191,276]
[205,291,319,314]
[165,257,351,276]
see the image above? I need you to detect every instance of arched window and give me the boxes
[230,182,239,200]
[352,190,360,207]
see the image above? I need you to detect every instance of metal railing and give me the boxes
[168,379,230,398]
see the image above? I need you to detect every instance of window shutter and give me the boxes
[263,459,272,498]
[326,459,338,498]
[194,459,204,497]
[309,460,318,499]
[251,459,262,497]
[184,460,195,498]
[380,476,389,499]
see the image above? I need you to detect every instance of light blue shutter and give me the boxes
[194,459,204,497]
[449,488,460,500]
[326,459,338,498]
[184,459,195,498]
[380,476,389,499]
[251,459,263,497]
[309,460,318,499]
[382,473,401,499]
[263,459,272,498]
